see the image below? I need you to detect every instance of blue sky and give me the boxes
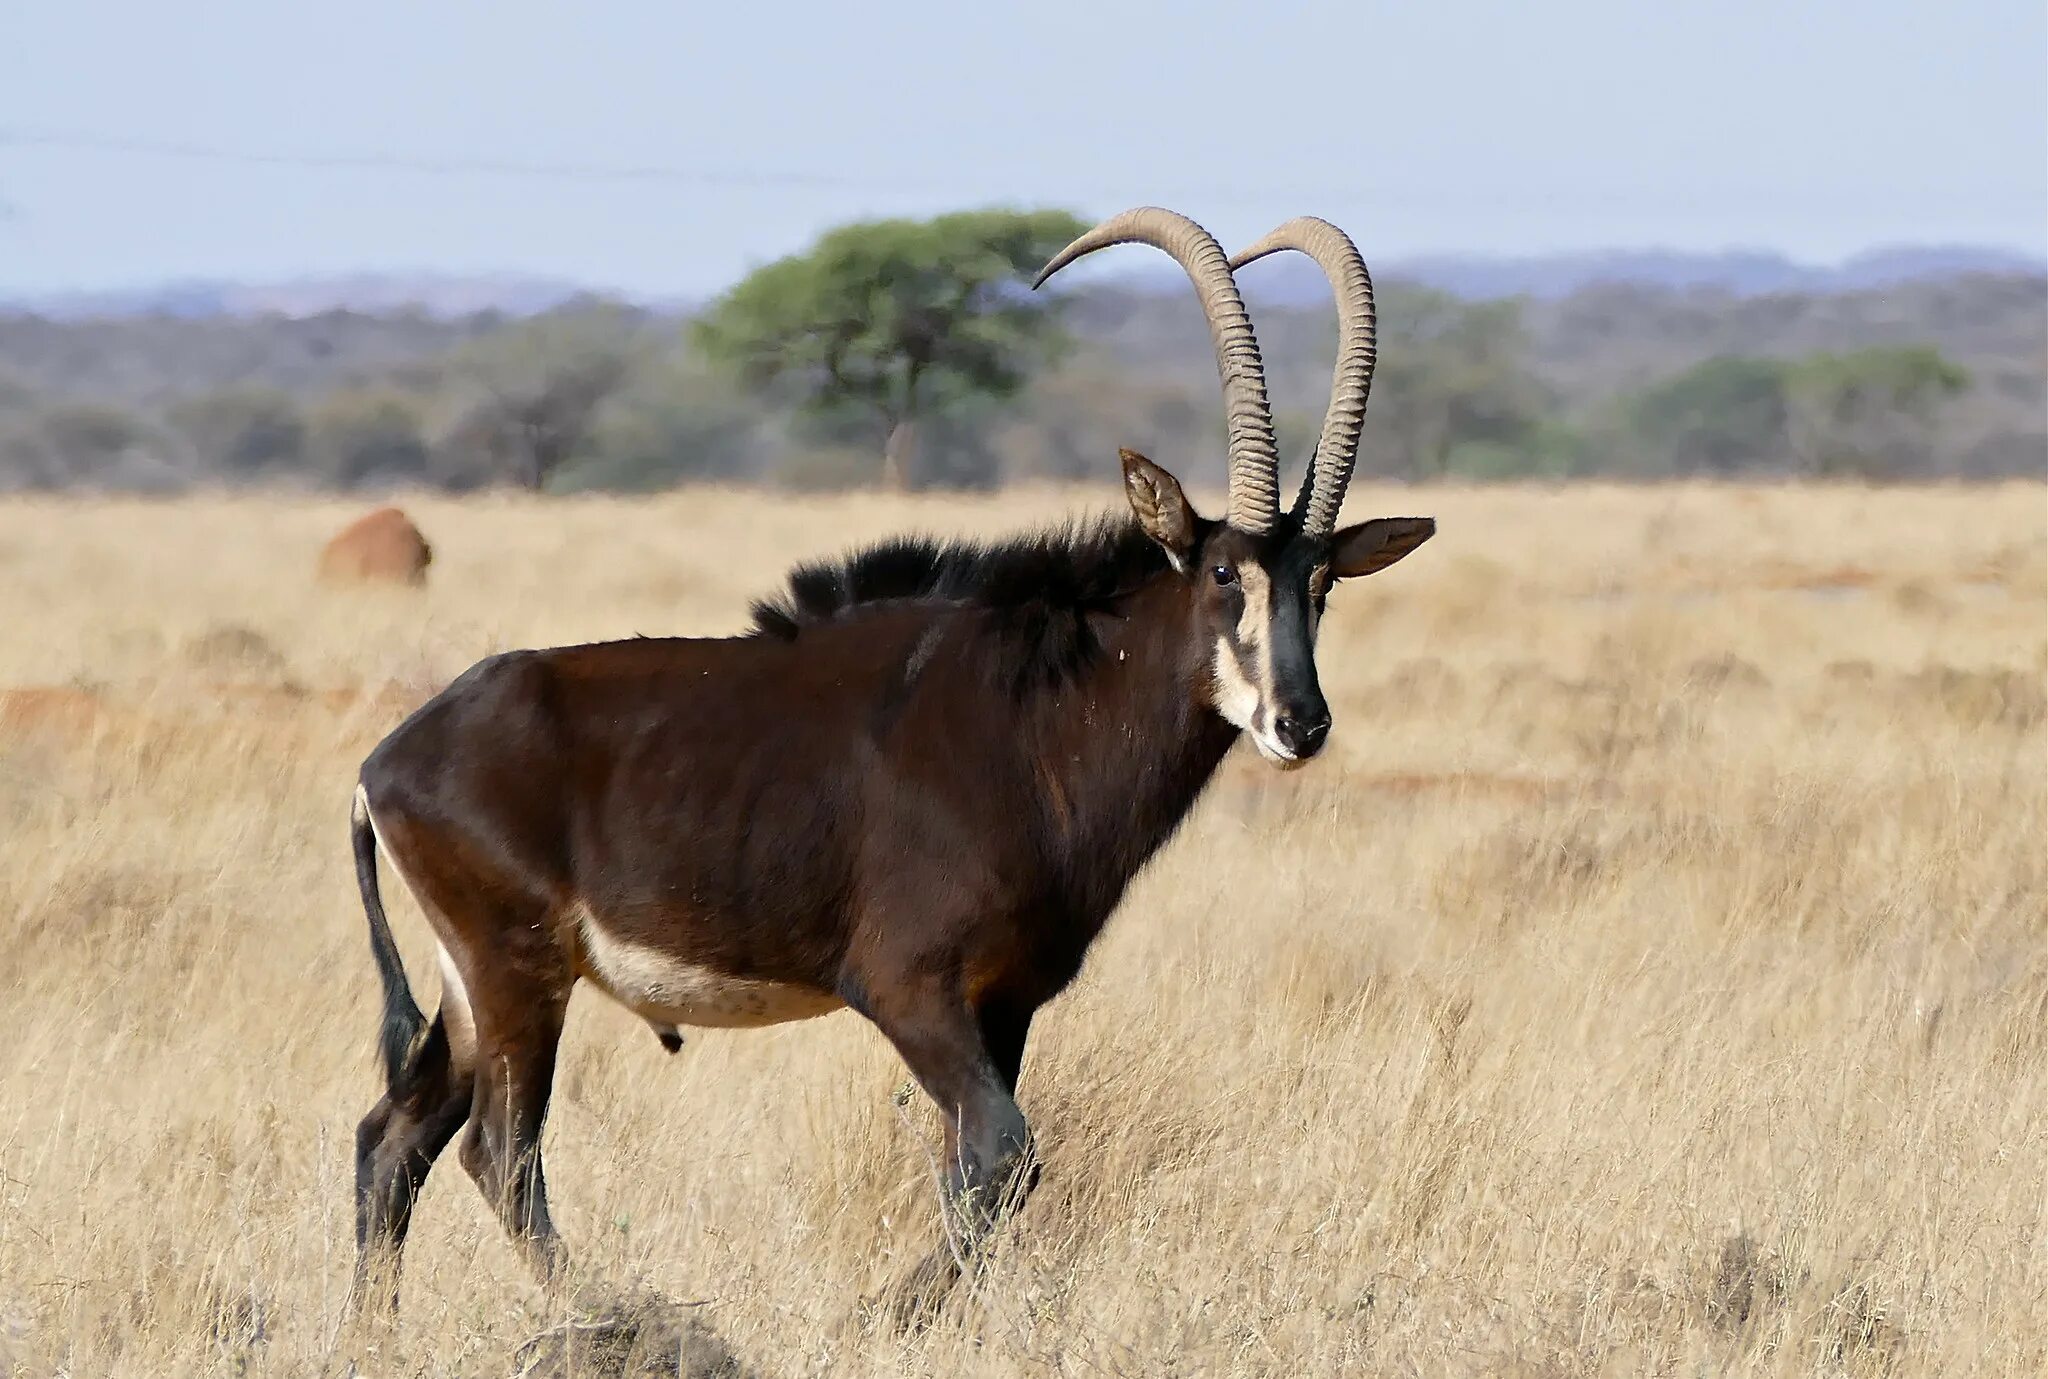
[2,0,2043,295]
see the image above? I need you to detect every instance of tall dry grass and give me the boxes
[0,481,2042,1377]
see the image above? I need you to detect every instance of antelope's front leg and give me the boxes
[859,976,1039,1331]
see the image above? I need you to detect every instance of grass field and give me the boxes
[0,481,2042,1377]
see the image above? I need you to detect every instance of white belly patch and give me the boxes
[572,902,844,1030]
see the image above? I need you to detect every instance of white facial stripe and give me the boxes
[1235,563,1281,718]
[1214,563,1303,764]
[1211,637,1261,732]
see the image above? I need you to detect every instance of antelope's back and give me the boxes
[358,606,1038,975]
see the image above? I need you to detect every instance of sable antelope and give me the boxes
[348,207,1435,1324]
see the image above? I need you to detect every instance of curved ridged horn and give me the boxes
[1230,217,1376,539]
[1035,207,1280,533]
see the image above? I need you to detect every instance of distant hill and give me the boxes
[1232,245,2048,305]
[6,272,597,321]
[6,246,2041,319]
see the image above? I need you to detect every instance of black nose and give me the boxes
[1273,713,1332,760]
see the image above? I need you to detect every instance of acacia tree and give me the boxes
[1622,346,1969,477]
[693,208,1088,488]
[1787,346,1969,477]
[1622,356,1794,475]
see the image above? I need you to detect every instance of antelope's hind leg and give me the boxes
[353,1012,475,1313]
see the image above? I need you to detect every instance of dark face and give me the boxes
[1193,523,1338,765]
[1119,448,1436,769]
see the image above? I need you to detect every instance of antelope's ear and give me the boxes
[1120,448,1197,567]
[1331,517,1435,579]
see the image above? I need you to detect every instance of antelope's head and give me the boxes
[1036,209,1435,767]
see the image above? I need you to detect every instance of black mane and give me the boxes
[749,514,1174,689]
[750,514,1169,636]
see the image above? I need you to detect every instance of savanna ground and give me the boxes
[0,481,2042,1378]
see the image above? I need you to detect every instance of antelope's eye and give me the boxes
[1211,564,1238,588]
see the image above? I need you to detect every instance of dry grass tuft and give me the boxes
[0,481,2042,1376]
[182,622,288,678]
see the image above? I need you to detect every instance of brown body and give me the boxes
[319,506,431,586]
[365,552,1236,1031]
[348,208,1434,1327]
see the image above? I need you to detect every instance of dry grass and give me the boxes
[0,480,2043,1378]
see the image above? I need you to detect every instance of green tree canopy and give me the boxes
[1620,346,1970,477]
[1787,346,1969,477]
[693,208,1088,487]
[1621,355,1795,475]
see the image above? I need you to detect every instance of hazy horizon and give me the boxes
[3,0,2044,297]
[8,241,2045,306]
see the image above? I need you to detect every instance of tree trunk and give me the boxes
[882,418,917,491]
[881,360,924,491]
